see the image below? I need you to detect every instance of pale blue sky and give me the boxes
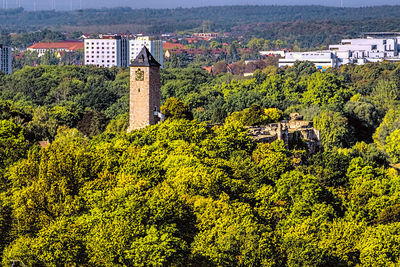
[6,0,400,11]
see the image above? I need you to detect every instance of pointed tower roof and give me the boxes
[130,46,161,67]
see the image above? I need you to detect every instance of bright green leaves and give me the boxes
[192,194,279,266]
[373,108,400,150]
[0,120,28,173]
[161,97,193,120]
[385,129,400,163]
[358,223,400,266]
[302,72,352,109]
[225,104,283,126]
[314,111,352,150]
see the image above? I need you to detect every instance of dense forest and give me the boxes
[1,61,400,265]
[1,5,400,30]
[1,6,400,48]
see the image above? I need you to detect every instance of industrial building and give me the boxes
[329,37,400,65]
[278,51,339,70]
[279,33,400,69]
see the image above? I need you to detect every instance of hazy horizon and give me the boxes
[3,0,400,11]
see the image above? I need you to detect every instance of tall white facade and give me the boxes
[84,36,163,68]
[84,38,120,68]
[0,45,12,74]
[129,37,163,68]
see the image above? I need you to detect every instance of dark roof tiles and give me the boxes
[130,46,160,67]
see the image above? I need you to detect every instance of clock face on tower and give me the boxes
[135,69,144,81]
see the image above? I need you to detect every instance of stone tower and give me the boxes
[127,46,161,132]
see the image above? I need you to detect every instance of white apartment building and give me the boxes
[0,45,12,74]
[84,37,120,68]
[85,35,163,68]
[279,51,339,70]
[129,36,163,68]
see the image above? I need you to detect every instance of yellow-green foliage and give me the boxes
[226,105,283,126]
[2,62,400,266]
[263,108,283,123]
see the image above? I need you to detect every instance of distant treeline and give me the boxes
[0,5,399,33]
[0,6,399,49]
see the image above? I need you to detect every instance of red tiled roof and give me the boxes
[28,41,84,50]
[163,42,186,50]
[167,48,226,55]
[202,66,213,73]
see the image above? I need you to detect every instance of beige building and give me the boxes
[127,46,163,132]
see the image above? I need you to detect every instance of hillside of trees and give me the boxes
[1,61,400,265]
[1,6,400,49]
[1,5,400,30]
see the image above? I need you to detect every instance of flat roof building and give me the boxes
[280,34,400,69]
[329,36,400,65]
[279,51,338,70]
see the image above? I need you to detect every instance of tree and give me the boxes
[192,194,280,266]
[385,129,400,163]
[227,41,239,62]
[25,106,59,141]
[0,120,29,190]
[314,111,353,150]
[40,50,60,66]
[344,95,379,142]
[247,37,265,50]
[369,80,399,115]
[263,108,283,123]
[161,97,193,120]
[209,40,222,49]
[302,72,351,109]
[373,108,400,150]
[358,223,400,266]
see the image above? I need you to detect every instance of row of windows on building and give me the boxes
[85,55,116,59]
[86,51,116,54]
[88,42,115,45]
[86,60,115,63]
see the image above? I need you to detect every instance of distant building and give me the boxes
[329,37,400,64]
[193,32,218,40]
[129,36,163,68]
[259,50,286,57]
[279,51,339,70]
[27,41,84,57]
[84,35,163,68]
[164,48,226,60]
[84,35,125,68]
[280,33,400,69]
[0,45,12,74]
[162,42,186,50]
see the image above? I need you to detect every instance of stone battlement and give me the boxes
[247,114,321,153]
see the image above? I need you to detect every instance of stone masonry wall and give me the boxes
[247,120,321,153]
[128,66,161,132]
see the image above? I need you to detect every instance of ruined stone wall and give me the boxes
[247,120,321,153]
